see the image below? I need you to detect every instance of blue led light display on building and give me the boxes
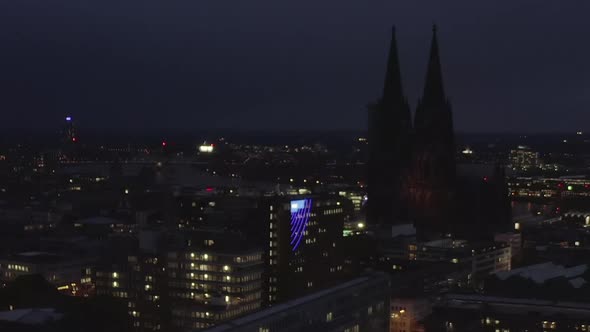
[290,198,312,251]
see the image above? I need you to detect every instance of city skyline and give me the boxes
[2,2,590,332]
[1,0,590,132]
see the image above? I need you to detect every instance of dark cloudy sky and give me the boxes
[1,0,589,132]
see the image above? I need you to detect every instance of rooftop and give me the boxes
[205,273,387,331]
[0,308,63,325]
[495,262,588,287]
[443,293,590,319]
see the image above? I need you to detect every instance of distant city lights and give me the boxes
[199,144,214,153]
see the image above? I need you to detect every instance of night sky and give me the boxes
[1,0,589,133]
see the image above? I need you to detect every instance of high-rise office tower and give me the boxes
[264,195,349,304]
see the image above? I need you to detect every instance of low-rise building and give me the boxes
[0,252,89,293]
[390,297,430,332]
[427,293,590,332]
[205,272,390,332]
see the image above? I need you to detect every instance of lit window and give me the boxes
[326,312,333,322]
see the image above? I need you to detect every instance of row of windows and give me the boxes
[323,208,343,215]
[5,264,30,272]
[113,291,129,298]
[329,266,343,273]
[172,253,263,264]
[191,322,211,329]
[304,238,317,245]
[172,304,263,328]
[168,262,232,272]
[171,301,261,322]
[235,255,262,263]
[180,272,261,283]
[169,289,263,302]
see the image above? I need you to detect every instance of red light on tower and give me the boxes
[483,176,489,182]
[72,137,77,142]
[162,141,167,147]
[206,187,214,192]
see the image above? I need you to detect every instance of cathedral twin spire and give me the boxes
[422,25,446,106]
[379,26,411,135]
[367,24,453,227]
[382,26,405,106]
[382,25,450,131]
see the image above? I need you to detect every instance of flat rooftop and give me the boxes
[443,293,590,319]
[205,273,387,331]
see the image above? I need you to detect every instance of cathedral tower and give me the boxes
[367,26,412,226]
[408,26,456,239]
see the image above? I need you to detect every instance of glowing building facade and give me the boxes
[509,146,541,171]
[265,195,349,304]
